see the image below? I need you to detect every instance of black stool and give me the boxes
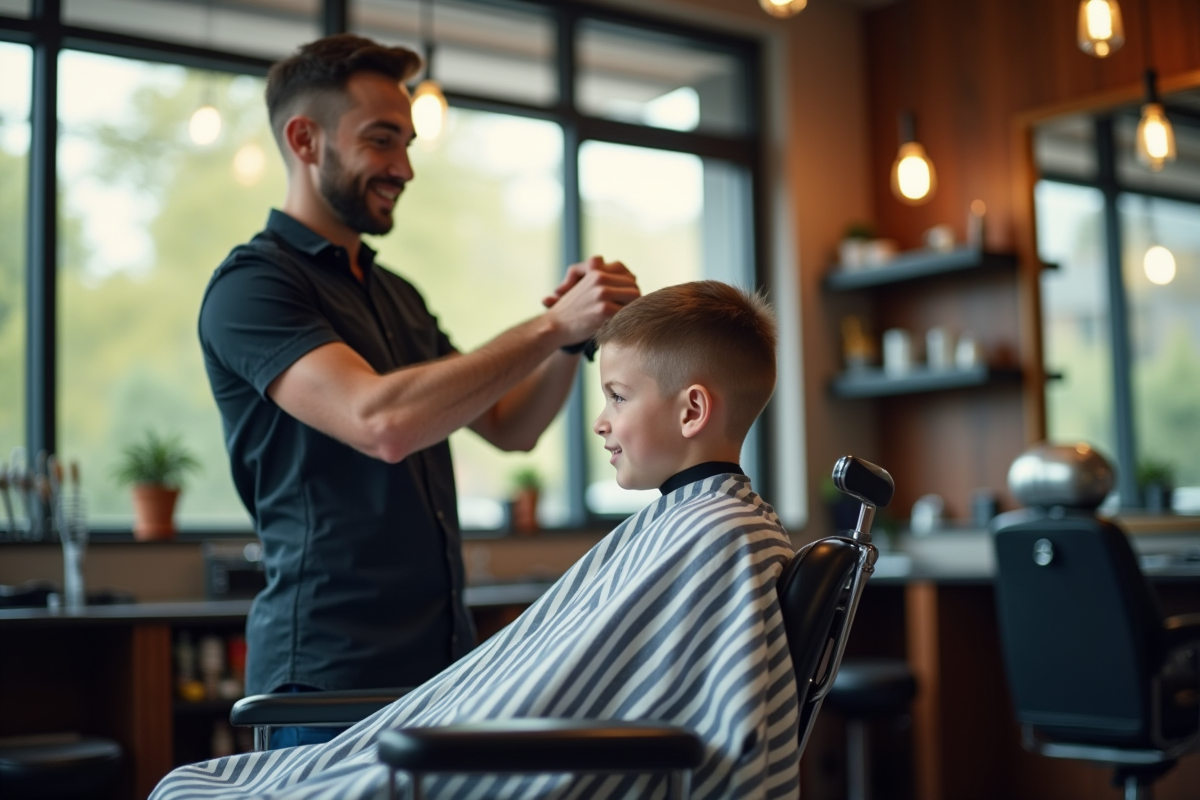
[0,733,123,800]
[825,658,917,800]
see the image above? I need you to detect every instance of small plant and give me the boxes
[843,222,876,241]
[1136,458,1174,488]
[511,467,542,494]
[113,430,200,490]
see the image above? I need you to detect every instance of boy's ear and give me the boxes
[679,384,713,439]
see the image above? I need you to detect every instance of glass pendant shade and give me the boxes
[1077,0,1124,57]
[758,0,807,19]
[1136,103,1176,172]
[412,79,448,140]
[1143,245,1176,285]
[189,104,222,146]
[891,141,937,205]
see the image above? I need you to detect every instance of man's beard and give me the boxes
[318,144,401,236]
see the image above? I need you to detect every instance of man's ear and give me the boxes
[679,384,713,439]
[283,115,322,166]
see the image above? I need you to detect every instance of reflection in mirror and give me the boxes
[1032,86,1200,512]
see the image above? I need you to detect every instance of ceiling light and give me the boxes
[189,105,221,146]
[1077,0,1124,58]
[759,0,807,18]
[890,112,936,205]
[1136,71,1176,172]
[412,80,448,140]
[232,143,266,186]
[1143,245,1176,285]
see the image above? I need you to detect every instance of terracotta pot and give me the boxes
[510,489,539,536]
[131,484,180,541]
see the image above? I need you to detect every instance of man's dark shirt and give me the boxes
[199,209,475,694]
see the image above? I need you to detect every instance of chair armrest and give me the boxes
[377,720,704,773]
[230,688,412,728]
[1163,613,1200,654]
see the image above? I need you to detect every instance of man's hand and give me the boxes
[542,256,640,345]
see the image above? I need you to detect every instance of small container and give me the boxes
[883,328,913,376]
[926,327,954,371]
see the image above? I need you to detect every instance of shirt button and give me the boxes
[436,510,445,521]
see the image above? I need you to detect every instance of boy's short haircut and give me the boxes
[596,280,777,441]
[265,34,422,157]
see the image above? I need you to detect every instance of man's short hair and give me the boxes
[265,34,422,156]
[596,280,777,441]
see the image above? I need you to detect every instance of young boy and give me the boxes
[151,282,798,800]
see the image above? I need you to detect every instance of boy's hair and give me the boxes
[596,280,777,441]
[265,34,422,157]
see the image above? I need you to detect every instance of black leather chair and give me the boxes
[991,443,1200,800]
[0,733,123,800]
[824,658,917,800]
[233,455,896,800]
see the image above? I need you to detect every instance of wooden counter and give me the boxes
[0,587,551,799]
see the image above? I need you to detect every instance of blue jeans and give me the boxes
[267,684,348,750]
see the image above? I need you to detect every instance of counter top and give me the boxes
[0,582,557,627]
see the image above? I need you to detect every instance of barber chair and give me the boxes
[232,455,895,800]
[991,443,1200,800]
[824,659,917,800]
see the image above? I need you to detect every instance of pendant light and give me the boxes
[758,0,806,19]
[189,1,222,146]
[1141,196,1176,286]
[411,0,447,141]
[1134,0,1176,172]
[891,112,936,205]
[1077,0,1125,58]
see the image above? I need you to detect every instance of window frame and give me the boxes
[1038,110,1200,507]
[1,0,766,537]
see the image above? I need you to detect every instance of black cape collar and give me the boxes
[659,461,744,496]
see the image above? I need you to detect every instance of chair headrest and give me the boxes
[1007,443,1114,510]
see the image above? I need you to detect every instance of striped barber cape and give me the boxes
[151,473,800,800]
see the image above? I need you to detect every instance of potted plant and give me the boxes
[837,222,876,270]
[1136,458,1174,514]
[508,467,542,536]
[113,431,200,540]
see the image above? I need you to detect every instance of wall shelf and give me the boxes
[830,365,1022,398]
[824,247,1018,292]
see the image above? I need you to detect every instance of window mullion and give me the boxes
[26,0,60,459]
[1095,116,1139,508]
[558,5,590,529]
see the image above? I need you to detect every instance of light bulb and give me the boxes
[1144,245,1176,285]
[189,104,222,146]
[232,143,266,186]
[1136,103,1176,172]
[411,80,448,141]
[189,105,222,146]
[1077,0,1124,58]
[758,0,807,18]
[891,141,937,205]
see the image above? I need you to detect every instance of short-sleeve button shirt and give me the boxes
[199,210,475,694]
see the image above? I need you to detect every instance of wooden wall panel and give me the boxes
[866,0,1200,252]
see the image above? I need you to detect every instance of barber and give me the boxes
[198,34,640,749]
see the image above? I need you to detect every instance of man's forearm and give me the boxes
[469,350,581,452]
[358,315,567,461]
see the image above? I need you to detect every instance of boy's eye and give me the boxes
[609,392,625,403]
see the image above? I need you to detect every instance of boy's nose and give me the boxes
[592,414,608,436]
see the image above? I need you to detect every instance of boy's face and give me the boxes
[593,344,684,490]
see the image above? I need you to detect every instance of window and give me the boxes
[370,108,567,527]
[1034,100,1200,511]
[4,0,763,535]
[57,50,285,526]
[0,42,30,455]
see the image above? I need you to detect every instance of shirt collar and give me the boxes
[265,209,378,274]
[659,461,744,496]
